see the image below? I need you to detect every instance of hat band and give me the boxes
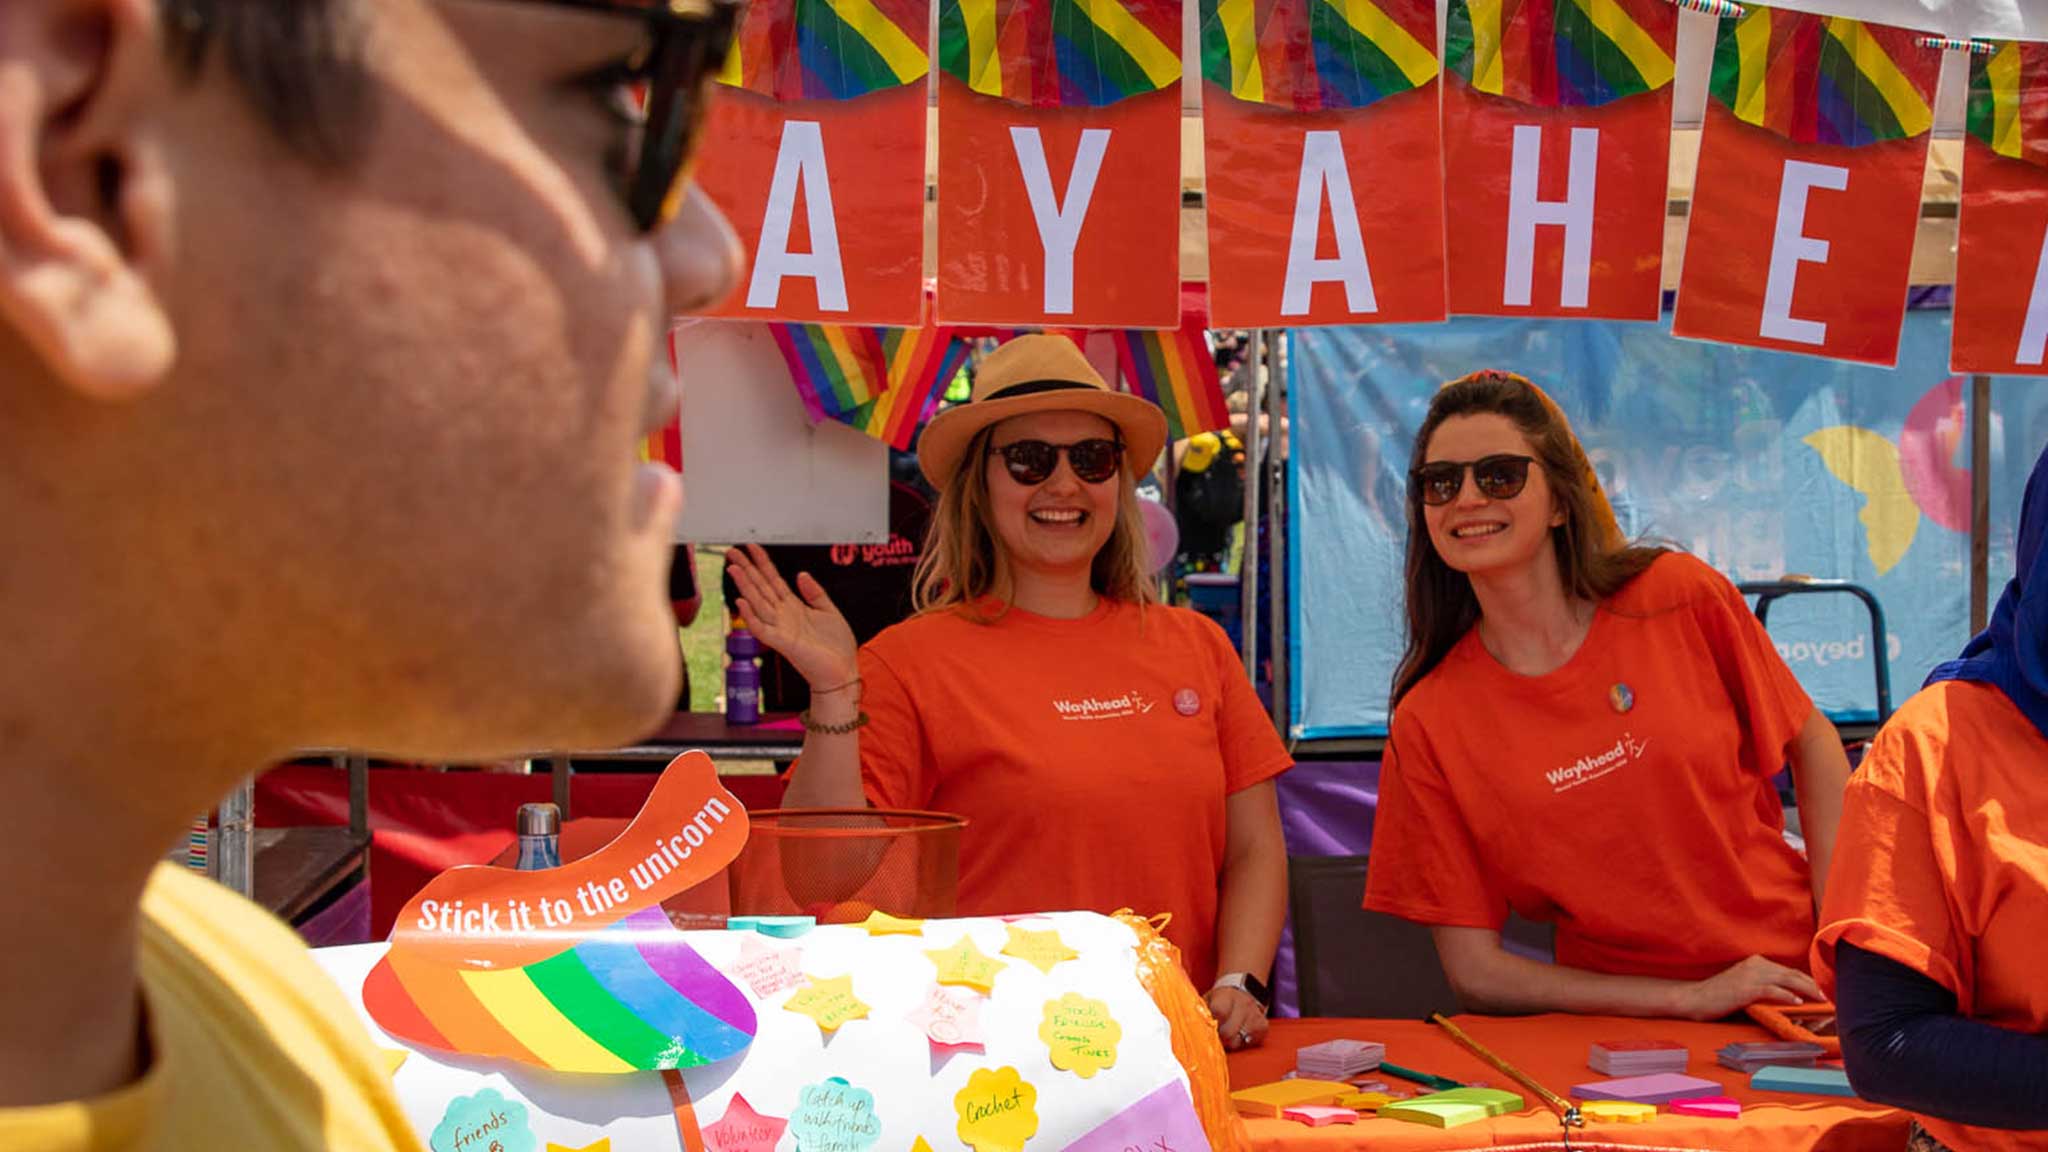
[980,379,1101,403]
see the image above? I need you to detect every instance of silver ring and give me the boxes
[1237,1029,1252,1046]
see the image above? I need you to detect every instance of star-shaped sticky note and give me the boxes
[907,984,986,1052]
[912,1138,935,1152]
[925,935,1007,993]
[1000,925,1079,974]
[377,1049,409,1077]
[858,910,926,936]
[547,1141,612,1152]
[703,1093,788,1152]
[784,973,870,1033]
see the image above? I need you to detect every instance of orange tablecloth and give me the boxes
[1227,1017,1907,1152]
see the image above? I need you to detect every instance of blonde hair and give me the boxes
[912,423,1158,619]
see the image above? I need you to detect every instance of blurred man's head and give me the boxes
[0,0,743,779]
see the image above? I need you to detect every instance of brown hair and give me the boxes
[911,424,1158,618]
[1388,370,1665,709]
[161,0,370,165]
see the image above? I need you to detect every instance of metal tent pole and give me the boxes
[1240,331,1265,681]
[1971,374,1992,634]
[1266,332,1290,737]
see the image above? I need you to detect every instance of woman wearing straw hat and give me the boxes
[1364,369,1851,1020]
[729,335,1292,1050]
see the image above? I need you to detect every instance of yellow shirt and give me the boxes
[0,864,422,1152]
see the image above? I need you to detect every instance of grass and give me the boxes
[681,545,731,713]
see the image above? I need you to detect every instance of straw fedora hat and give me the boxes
[918,335,1168,488]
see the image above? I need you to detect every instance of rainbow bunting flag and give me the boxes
[771,324,973,450]
[1968,39,2048,167]
[1444,0,1676,108]
[1113,322,1226,443]
[719,0,929,102]
[1199,0,1437,112]
[938,0,1182,108]
[1708,8,1937,146]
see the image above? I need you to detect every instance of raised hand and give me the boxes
[1678,954,1826,1021]
[724,544,860,690]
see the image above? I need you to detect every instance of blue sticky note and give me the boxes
[1750,1066,1856,1098]
[755,916,816,938]
[431,1088,536,1152]
[791,1078,881,1152]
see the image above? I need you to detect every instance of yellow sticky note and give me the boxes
[377,1049,410,1077]
[1229,1080,1352,1118]
[912,1138,935,1152]
[925,936,1007,993]
[547,1142,612,1152]
[1337,1091,1398,1110]
[955,1067,1038,1152]
[784,974,870,1033]
[1001,926,1079,974]
[1037,993,1122,1079]
[1580,1101,1657,1123]
[859,910,926,936]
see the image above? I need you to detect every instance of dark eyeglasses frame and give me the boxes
[503,0,743,232]
[988,438,1126,486]
[1411,454,1537,506]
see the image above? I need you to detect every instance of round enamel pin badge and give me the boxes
[1174,688,1201,716]
[1609,683,1635,714]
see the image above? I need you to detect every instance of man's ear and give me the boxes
[0,0,176,401]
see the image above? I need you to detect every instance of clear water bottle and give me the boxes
[514,803,561,871]
[725,619,762,726]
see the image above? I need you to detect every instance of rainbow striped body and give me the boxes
[719,0,929,102]
[368,908,757,1073]
[1707,7,1936,147]
[1968,40,2048,167]
[1199,0,1436,112]
[938,0,1181,108]
[1445,0,1676,108]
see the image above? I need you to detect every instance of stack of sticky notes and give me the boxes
[1279,1105,1357,1127]
[1295,1039,1384,1080]
[1579,1101,1657,1123]
[1230,1079,1353,1118]
[1718,1041,1825,1073]
[1377,1088,1523,1129]
[1573,1073,1725,1105]
[1588,1039,1687,1075]
[1670,1096,1743,1119]
[1751,1067,1857,1098]
[1423,1088,1523,1116]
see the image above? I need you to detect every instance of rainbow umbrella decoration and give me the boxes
[938,0,1182,107]
[1968,39,2048,167]
[719,0,930,101]
[1199,0,1437,112]
[1707,6,1937,146]
[1445,0,1676,107]
[366,908,757,1073]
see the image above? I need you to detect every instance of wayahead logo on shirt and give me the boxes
[1544,732,1650,793]
[1051,690,1156,721]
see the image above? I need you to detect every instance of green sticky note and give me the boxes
[1424,1088,1524,1116]
[431,1089,536,1152]
[1377,1099,1490,1129]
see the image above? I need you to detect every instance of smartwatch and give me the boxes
[1210,971,1270,1008]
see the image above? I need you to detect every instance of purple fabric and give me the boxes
[1272,759,1380,1017]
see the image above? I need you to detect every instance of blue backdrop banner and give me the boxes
[1288,311,2048,739]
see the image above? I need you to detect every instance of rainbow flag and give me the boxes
[1968,39,2048,167]
[1113,318,1226,443]
[1199,0,1437,112]
[719,0,929,101]
[639,420,683,473]
[1445,0,1676,107]
[938,0,1181,108]
[1708,8,1937,146]
[771,324,973,450]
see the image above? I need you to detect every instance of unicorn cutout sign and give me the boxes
[363,752,758,1073]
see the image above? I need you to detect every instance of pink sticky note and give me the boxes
[1280,1106,1357,1127]
[1060,1080,1209,1152]
[735,936,804,999]
[906,985,985,1051]
[704,1093,789,1152]
[1669,1096,1742,1119]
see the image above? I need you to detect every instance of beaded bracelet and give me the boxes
[799,710,870,736]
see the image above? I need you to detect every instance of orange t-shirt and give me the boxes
[1364,552,1817,981]
[858,598,1293,987]
[1812,679,2048,1152]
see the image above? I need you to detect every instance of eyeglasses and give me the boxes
[1411,454,1537,506]
[988,439,1124,486]
[506,0,741,232]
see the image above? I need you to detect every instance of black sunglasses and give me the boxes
[988,439,1124,486]
[507,0,741,232]
[1411,454,1536,506]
